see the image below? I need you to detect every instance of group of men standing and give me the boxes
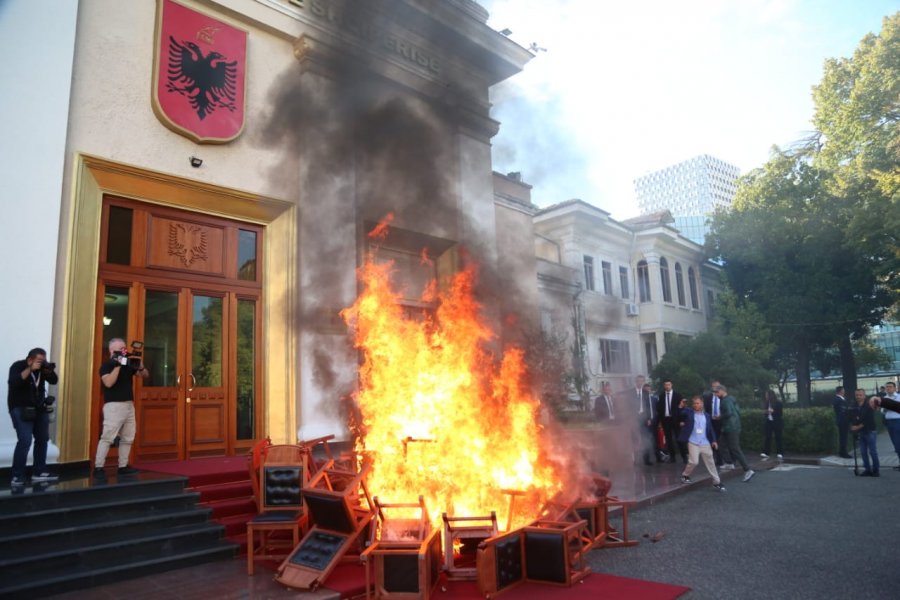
[597,376,756,483]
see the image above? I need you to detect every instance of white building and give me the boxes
[532,199,722,395]
[634,154,740,245]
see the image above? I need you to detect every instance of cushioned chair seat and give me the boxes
[251,510,304,523]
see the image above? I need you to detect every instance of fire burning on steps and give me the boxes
[340,220,584,531]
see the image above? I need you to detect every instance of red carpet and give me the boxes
[315,563,688,600]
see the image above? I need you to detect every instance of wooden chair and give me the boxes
[361,495,442,600]
[442,512,498,580]
[594,495,637,548]
[275,461,375,591]
[476,528,525,599]
[522,519,591,587]
[246,444,310,575]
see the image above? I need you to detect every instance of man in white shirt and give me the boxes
[882,381,900,470]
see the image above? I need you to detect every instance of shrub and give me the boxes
[738,406,836,454]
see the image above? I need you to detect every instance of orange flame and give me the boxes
[340,250,567,530]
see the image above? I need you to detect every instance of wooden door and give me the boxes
[94,196,263,462]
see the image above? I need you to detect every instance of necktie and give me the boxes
[666,392,671,416]
[606,396,615,419]
[713,397,719,417]
[637,389,643,414]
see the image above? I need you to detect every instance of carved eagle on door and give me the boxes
[166,35,237,120]
[168,224,208,268]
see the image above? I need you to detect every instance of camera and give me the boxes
[42,362,56,372]
[113,341,144,371]
[42,395,56,414]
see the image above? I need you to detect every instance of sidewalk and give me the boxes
[49,432,898,599]
[817,428,899,470]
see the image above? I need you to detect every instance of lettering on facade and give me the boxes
[307,0,440,75]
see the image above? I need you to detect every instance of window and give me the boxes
[601,261,612,295]
[637,260,651,302]
[688,267,699,309]
[707,290,716,317]
[659,257,672,303]
[583,255,595,291]
[675,263,686,306]
[599,338,631,373]
[619,266,629,299]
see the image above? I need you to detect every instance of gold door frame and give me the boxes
[56,153,298,463]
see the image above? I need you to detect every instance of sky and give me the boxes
[483,0,897,219]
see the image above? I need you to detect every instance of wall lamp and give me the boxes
[189,156,203,168]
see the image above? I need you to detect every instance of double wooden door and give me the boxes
[95,197,262,461]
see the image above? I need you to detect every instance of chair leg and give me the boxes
[247,526,255,575]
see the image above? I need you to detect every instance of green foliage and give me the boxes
[740,407,837,454]
[650,327,774,399]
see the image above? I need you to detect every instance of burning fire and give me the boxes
[340,237,568,530]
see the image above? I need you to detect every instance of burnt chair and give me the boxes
[361,495,442,600]
[442,511,498,580]
[246,444,310,575]
[275,461,375,591]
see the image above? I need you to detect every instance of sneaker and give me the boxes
[713,483,726,492]
[760,453,769,459]
[721,463,735,471]
[32,472,59,482]
[92,467,106,479]
[776,454,784,460]
[860,470,874,477]
[742,469,756,482]
[11,476,25,487]
[117,466,139,475]
[681,475,692,484]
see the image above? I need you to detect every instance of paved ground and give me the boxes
[589,461,900,599]
[47,431,900,599]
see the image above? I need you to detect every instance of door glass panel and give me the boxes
[192,295,223,387]
[144,291,179,387]
[236,299,256,440]
[106,206,133,265]
[102,286,130,347]
[238,230,257,281]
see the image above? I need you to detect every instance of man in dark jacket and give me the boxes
[849,388,879,477]
[833,386,852,458]
[657,379,686,464]
[761,389,784,460]
[7,347,59,486]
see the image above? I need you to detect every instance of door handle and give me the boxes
[176,374,181,387]
[189,373,196,392]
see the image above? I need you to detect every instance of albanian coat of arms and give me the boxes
[151,0,248,143]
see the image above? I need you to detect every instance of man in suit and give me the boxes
[622,376,657,465]
[833,386,852,459]
[657,379,687,464]
[594,381,617,422]
[703,379,730,467]
[678,395,726,491]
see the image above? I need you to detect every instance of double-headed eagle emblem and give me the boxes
[166,35,237,120]
[168,224,208,268]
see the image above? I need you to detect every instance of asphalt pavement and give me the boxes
[588,462,900,599]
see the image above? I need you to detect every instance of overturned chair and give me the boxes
[275,460,375,591]
[361,495,442,600]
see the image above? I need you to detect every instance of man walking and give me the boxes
[703,379,730,467]
[679,395,726,491]
[716,385,755,482]
[658,379,687,464]
[626,376,657,466]
[833,386,852,459]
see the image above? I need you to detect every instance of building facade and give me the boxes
[531,199,721,397]
[634,154,740,245]
[1,0,535,468]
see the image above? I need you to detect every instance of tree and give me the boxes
[708,15,898,402]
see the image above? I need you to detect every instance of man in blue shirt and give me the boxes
[678,395,725,492]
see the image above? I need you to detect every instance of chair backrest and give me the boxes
[259,447,308,514]
[302,461,373,532]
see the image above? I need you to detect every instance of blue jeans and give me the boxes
[9,407,50,479]
[885,419,900,460]
[857,430,879,474]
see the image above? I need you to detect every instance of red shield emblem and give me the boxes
[152,0,247,143]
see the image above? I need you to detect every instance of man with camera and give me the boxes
[7,347,59,486]
[849,388,879,477]
[94,338,148,477]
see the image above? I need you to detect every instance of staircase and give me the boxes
[0,473,236,599]
[185,466,256,554]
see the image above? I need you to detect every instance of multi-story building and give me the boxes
[634,154,740,245]
[528,195,722,396]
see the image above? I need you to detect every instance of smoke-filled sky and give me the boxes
[483,0,896,219]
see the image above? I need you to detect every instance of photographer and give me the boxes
[93,338,148,477]
[849,388,879,477]
[7,347,59,486]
